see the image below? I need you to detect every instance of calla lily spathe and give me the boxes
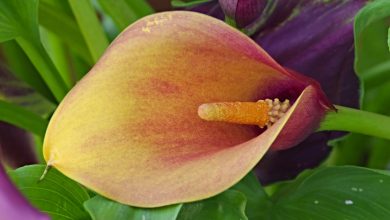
[43,11,332,207]
[190,0,365,184]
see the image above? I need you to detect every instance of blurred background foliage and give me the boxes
[1,0,390,219]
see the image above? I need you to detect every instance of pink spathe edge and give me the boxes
[271,85,330,150]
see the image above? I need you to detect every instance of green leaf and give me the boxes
[68,0,109,62]
[0,100,48,137]
[325,134,369,167]
[171,0,213,8]
[177,190,247,220]
[354,0,390,82]
[364,82,390,169]
[8,165,90,220]
[0,0,69,102]
[1,40,56,103]
[388,27,390,52]
[38,0,93,64]
[367,138,390,169]
[350,0,390,170]
[359,61,390,89]
[0,62,55,117]
[16,38,69,101]
[124,0,154,17]
[97,0,138,31]
[70,50,93,81]
[0,0,38,42]
[84,195,182,220]
[267,166,390,220]
[231,172,271,219]
[41,28,74,88]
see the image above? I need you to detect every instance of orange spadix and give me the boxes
[198,99,290,128]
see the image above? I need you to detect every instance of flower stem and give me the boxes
[318,105,390,140]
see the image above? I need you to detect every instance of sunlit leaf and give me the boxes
[8,165,90,220]
[84,196,182,220]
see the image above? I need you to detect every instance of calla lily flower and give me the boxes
[0,164,50,220]
[43,11,332,207]
[190,0,365,183]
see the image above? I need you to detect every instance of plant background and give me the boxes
[1,0,390,219]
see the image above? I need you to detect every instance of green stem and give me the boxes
[319,105,390,140]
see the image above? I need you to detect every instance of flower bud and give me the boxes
[219,0,267,27]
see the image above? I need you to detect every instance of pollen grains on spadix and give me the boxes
[262,98,290,128]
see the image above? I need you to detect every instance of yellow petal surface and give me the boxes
[43,11,305,207]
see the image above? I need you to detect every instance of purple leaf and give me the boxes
[0,122,38,168]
